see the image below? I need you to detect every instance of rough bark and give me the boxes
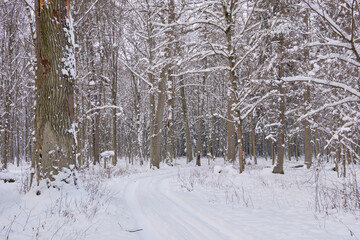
[150,69,167,168]
[34,0,76,183]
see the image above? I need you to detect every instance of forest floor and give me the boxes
[0,157,359,240]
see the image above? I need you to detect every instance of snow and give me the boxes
[100,151,115,158]
[283,76,360,98]
[1,158,359,240]
[307,3,351,41]
[213,165,222,174]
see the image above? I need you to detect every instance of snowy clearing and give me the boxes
[1,158,359,240]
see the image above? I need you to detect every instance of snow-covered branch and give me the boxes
[283,76,360,98]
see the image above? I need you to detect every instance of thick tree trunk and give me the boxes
[34,0,76,183]
[150,69,167,168]
[1,13,15,169]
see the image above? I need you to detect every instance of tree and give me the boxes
[283,0,360,172]
[33,0,76,183]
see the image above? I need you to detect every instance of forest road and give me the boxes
[124,167,252,240]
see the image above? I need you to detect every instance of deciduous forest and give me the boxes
[0,0,359,239]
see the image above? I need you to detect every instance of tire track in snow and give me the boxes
[124,168,252,240]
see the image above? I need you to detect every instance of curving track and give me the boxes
[124,168,251,240]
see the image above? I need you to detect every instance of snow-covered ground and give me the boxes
[0,158,359,240]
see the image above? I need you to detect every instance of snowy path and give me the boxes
[125,168,251,240]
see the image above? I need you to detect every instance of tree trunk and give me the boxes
[165,0,176,165]
[303,9,313,169]
[227,100,236,163]
[150,69,167,168]
[25,106,29,163]
[92,94,100,165]
[304,85,312,168]
[264,134,268,161]
[16,108,20,167]
[273,84,285,174]
[165,71,175,165]
[195,74,206,166]
[287,135,291,161]
[195,116,203,167]
[180,79,193,163]
[2,95,9,169]
[34,0,76,183]
[237,119,245,173]
[224,1,237,164]
[295,133,299,162]
[210,105,216,161]
[111,43,118,166]
[251,114,257,164]
[271,138,275,165]
[79,93,86,167]
[131,73,143,165]
[1,11,15,169]
[342,145,346,177]
[314,128,320,160]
